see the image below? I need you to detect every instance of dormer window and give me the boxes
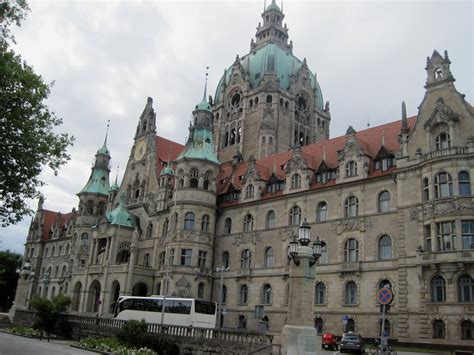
[435,67,443,80]
[245,184,255,199]
[435,132,450,151]
[316,170,336,184]
[345,161,358,177]
[267,181,284,194]
[291,174,301,189]
[375,157,395,172]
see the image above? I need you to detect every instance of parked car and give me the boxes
[321,332,338,350]
[340,332,365,354]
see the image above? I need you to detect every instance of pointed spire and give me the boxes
[114,165,119,185]
[381,130,385,146]
[323,145,326,161]
[273,158,276,173]
[202,66,209,102]
[104,120,110,146]
[401,101,409,134]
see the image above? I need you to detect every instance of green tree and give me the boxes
[0,1,74,227]
[30,294,71,340]
[0,250,21,311]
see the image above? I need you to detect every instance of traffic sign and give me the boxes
[377,287,393,305]
[341,315,349,321]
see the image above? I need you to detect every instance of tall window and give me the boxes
[262,284,272,305]
[461,320,473,340]
[433,320,445,339]
[189,168,199,188]
[239,285,248,304]
[346,161,358,177]
[378,235,392,260]
[291,174,301,189]
[146,223,153,238]
[344,238,359,262]
[378,191,390,212]
[459,171,471,196]
[198,251,207,268]
[264,247,274,268]
[317,243,328,265]
[347,319,356,332]
[266,210,276,229]
[423,177,430,201]
[238,315,247,329]
[345,281,357,304]
[143,253,150,267]
[172,212,178,229]
[424,225,432,252]
[457,275,474,303]
[315,282,326,304]
[435,172,453,198]
[201,214,210,232]
[180,249,192,267]
[222,251,230,268]
[345,196,359,217]
[80,233,89,246]
[436,221,456,251]
[289,206,301,226]
[169,248,175,265]
[184,212,195,230]
[197,282,205,299]
[158,252,166,269]
[379,319,391,337]
[431,276,446,303]
[241,249,251,269]
[224,217,232,235]
[222,285,227,304]
[317,201,328,222]
[462,221,474,250]
[435,132,450,150]
[243,214,254,232]
[315,318,324,335]
[203,171,211,190]
[245,184,255,199]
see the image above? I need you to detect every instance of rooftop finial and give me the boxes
[115,165,119,185]
[323,145,326,161]
[202,66,209,102]
[382,130,385,146]
[104,119,110,146]
[264,0,266,11]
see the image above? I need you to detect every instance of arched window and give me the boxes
[378,235,392,260]
[203,171,211,190]
[314,318,324,335]
[433,319,445,338]
[289,206,301,226]
[378,191,390,212]
[241,249,251,269]
[162,218,169,235]
[431,276,446,303]
[423,177,430,201]
[86,200,94,214]
[347,318,356,332]
[189,168,199,188]
[80,233,89,246]
[345,281,357,304]
[58,245,62,255]
[221,285,227,304]
[317,243,328,265]
[201,214,210,232]
[97,201,105,215]
[61,265,67,277]
[379,279,392,290]
[459,171,471,196]
[171,212,178,230]
[245,184,255,199]
[146,223,153,238]
[238,315,247,329]
[461,320,473,340]
[457,274,474,303]
[291,174,301,189]
[243,214,254,232]
[435,172,453,198]
[344,238,359,262]
[262,284,272,305]
[184,212,195,230]
[222,251,230,268]
[51,246,56,257]
[224,217,232,235]
[239,285,248,304]
[435,132,450,150]
[317,201,328,222]
[266,210,276,229]
[315,282,326,304]
[264,247,274,268]
[345,196,359,217]
[197,282,205,299]
[379,319,391,337]
[346,161,358,177]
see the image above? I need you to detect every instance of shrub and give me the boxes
[117,319,148,347]
[29,294,71,340]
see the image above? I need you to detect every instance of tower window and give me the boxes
[267,55,275,72]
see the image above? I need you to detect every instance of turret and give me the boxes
[425,50,455,91]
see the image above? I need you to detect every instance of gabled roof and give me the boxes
[156,136,184,174]
[106,194,137,228]
[41,210,74,241]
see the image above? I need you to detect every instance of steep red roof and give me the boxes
[216,116,417,196]
[41,210,74,241]
[155,136,184,174]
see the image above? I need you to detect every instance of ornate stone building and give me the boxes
[13,1,473,348]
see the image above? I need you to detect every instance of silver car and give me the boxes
[340,332,365,354]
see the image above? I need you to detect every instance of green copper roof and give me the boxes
[106,194,137,228]
[80,168,110,196]
[97,144,110,155]
[177,127,219,164]
[266,0,281,12]
[214,43,324,109]
[160,165,175,176]
[196,98,211,111]
[109,181,119,192]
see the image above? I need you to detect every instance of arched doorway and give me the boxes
[87,280,101,313]
[110,281,120,313]
[132,282,148,296]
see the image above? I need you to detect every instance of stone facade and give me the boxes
[13,1,473,348]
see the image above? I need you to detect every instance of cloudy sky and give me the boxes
[1,0,472,253]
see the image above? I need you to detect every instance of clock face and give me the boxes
[134,140,147,161]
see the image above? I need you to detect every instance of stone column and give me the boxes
[281,245,320,355]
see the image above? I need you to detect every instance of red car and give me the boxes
[322,333,338,350]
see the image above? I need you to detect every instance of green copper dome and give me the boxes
[160,165,175,176]
[214,43,324,109]
[97,144,110,156]
[177,128,219,164]
[106,194,137,228]
[266,0,281,12]
[80,168,110,196]
[109,181,119,192]
[196,98,211,111]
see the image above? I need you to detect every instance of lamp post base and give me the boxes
[281,324,321,355]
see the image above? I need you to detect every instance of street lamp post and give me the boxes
[10,259,35,316]
[216,266,229,328]
[282,219,325,355]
